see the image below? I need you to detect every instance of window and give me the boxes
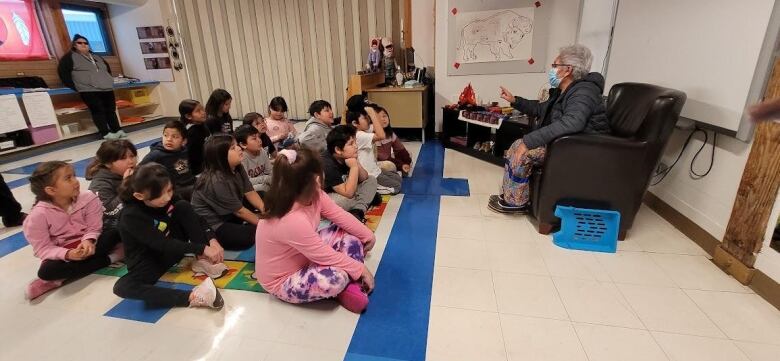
[0,0,49,60]
[60,4,112,55]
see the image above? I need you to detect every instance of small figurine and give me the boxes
[381,37,397,85]
[367,38,382,71]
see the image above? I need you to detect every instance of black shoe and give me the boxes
[488,199,529,214]
[2,212,27,228]
[348,209,366,223]
[370,192,383,207]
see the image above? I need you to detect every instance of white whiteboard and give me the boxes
[605,0,776,136]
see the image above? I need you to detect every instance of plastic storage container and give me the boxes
[552,206,621,253]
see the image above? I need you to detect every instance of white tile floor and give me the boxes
[0,126,779,360]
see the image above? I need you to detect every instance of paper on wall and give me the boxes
[22,92,58,128]
[0,94,28,134]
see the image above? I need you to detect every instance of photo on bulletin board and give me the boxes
[140,41,168,54]
[144,57,172,70]
[447,0,551,76]
[136,26,165,40]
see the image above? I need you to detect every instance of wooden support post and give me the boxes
[716,58,780,283]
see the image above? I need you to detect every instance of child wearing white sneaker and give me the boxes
[256,149,376,313]
[113,163,226,309]
[23,161,123,300]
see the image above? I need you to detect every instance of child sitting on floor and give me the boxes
[322,125,380,220]
[242,112,277,158]
[347,107,402,195]
[180,99,210,175]
[205,89,234,134]
[23,161,123,300]
[265,96,297,149]
[113,163,226,309]
[191,134,264,250]
[371,105,413,176]
[140,120,196,200]
[297,100,336,154]
[86,139,138,230]
[235,124,272,195]
[256,148,376,313]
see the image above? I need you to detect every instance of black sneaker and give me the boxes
[488,198,529,214]
[2,212,27,228]
[348,209,367,223]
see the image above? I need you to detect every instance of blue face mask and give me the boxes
[548,68,561,88]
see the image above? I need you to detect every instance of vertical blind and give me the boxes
[173,0,401,119]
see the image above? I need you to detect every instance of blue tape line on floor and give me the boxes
[0,232,28,258]
[104,281,193,323]
[346,141,468,361]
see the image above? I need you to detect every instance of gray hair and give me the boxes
[558,44,593,80]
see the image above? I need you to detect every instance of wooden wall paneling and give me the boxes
[336,0,349,114]
[240,0,261,112]
[196,0,219,96]
[321,0,336,108]
[358,0,369,68]
[225,0,250,116]
[0,60,61,87]
[403,0,412,48]
[256,0,275,106]
[376,0,386,38]
[367,0,377,40]
[351,0,362,72]
[297,0,315,108]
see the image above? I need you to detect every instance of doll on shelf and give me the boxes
[381,37,398,86]
[367,38,382,72]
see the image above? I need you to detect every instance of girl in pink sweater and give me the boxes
[23,161,122,300]
[256,149,376,313]
[265,96,297,149]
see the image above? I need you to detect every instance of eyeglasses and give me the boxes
[551,63,571,68]
[75,41,89,45]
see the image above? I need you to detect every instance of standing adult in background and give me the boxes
[58,34,126,140]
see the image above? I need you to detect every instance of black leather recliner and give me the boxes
[530,82,687,239]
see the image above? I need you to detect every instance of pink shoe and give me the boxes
[25,279,64,300]
[337,282,369,313]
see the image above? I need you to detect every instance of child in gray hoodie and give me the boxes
[86,139,138,230]
[297,100,336,154]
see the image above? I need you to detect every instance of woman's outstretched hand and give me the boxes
[500,86,514,103]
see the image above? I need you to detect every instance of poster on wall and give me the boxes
[136,25,173,81]
[136,26,165,40]
[456,8,534,64]
[447,0,550,76]
[140,41,168,54]
[0,0,49,60]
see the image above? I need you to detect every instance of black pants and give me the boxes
[113,200,209,308]
[80,91,121,136]
[215,216,256,251]
[0,173,23,226]
[37,228,121,281]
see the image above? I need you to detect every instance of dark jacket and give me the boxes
[206,113,233,134]
[140,142,196,187]
[87,167,123,229]
[513,72,610,149]
[186,124,210,175]
[57,51,113,91]
[119,200,212,270]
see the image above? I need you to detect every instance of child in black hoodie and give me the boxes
[114,163,228,309]
[180,99,210,175]
[140,120,196,200]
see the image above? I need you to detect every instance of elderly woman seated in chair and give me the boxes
[489,44,611,214]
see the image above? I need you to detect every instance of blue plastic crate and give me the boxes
[552,206,621,253]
